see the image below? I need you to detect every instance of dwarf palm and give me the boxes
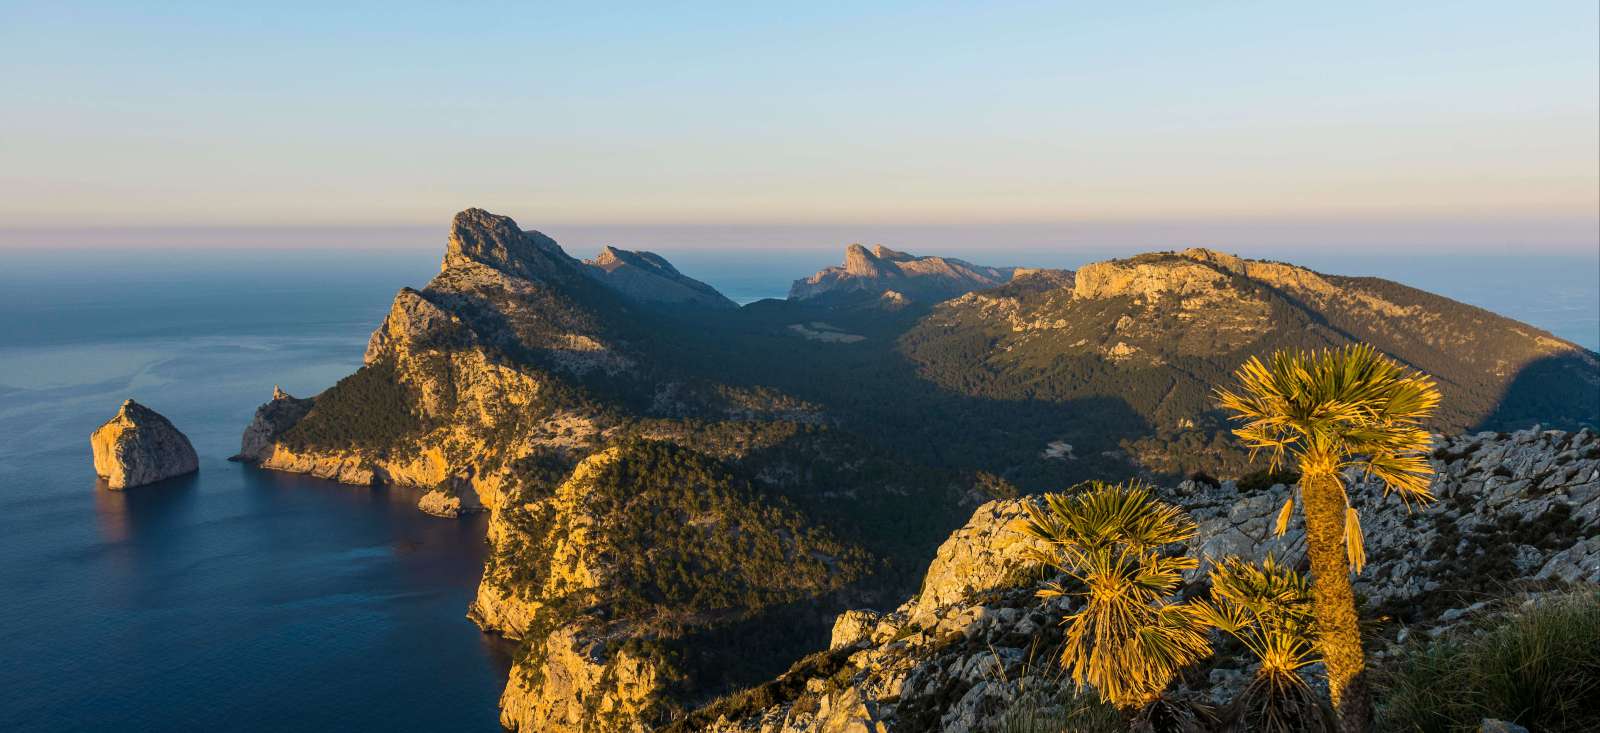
[1016,481,1211,710]
[1194,556,1333,732]
[1216,344,1440,732]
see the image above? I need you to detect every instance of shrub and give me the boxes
[1015,481,1210,710]
[1377,591,1600,732]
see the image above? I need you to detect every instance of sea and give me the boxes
[0,243,1595,731]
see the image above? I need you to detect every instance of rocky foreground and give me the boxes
[684,426,1600,733]
[90,399,198,489]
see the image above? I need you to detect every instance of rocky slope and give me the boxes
[583,246,737,309]
[789,245,1016,304]
[90,399,199,489]
[686,427,1600,732]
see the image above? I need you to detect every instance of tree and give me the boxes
[1015,481,1211,711]
[1216,345,1440,732]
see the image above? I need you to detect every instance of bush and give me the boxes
[1377,591,1600,732]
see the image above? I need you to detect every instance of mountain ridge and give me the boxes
[233,208,1599,731]
[789,243,1017,304]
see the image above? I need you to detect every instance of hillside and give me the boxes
[899,247,1600,478]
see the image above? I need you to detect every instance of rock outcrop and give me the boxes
[582,246,737,309]
[90,400,199,489]
[789,244,1014,304]
[233,386,314,461]
[691,428,1600,732]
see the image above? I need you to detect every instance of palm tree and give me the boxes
[1015,481,1212,711]
[1194,556,1333,732]
[1216,344,1440,732]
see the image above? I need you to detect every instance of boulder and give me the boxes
[90,399,198,489]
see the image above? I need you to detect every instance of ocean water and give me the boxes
[0,250,509,732]
[0,246,1594,731]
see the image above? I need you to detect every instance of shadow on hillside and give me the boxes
[1471,352,1600,432]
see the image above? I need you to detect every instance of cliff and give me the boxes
[789,245,1014,304]
[90,399,198,489]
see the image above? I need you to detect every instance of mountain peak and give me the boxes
[792,245,1015,303]
[441,208,575,280]
[581,245,734,309]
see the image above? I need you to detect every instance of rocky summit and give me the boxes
[90,399,198,489]
[789,244,1017,304]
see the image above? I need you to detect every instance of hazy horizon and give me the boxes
[4,2,1597,247]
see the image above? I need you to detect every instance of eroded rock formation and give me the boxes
[90,400,198,489]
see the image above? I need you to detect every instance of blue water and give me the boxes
[0,246,1594,731]
[0,250,510,732]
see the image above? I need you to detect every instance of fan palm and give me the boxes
[1015,481,1211,710]
[1216,344,1440,732]
[1194,556,1333,732]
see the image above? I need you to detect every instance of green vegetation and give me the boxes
[1377,591,1600,733]
[1016,481,1210,710]
[1217,345,1442,732]
[1195,556,1334,733]
[279,360,423,453]
[494,439,868,624]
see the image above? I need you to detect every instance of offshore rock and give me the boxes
[90,399,199,489]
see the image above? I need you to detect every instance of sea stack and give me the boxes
[90,399,199,489]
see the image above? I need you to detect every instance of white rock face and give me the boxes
[90,400,199,489]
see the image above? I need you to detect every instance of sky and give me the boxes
[1,1,1597,253]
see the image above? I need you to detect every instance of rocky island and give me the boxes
[90,399,199,489]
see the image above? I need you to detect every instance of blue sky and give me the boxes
[1,1,1596,251]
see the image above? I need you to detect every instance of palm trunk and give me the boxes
[1300,470,1372,732]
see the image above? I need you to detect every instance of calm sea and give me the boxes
[0,246,1594,731]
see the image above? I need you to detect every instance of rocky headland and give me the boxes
[90,399,199,489]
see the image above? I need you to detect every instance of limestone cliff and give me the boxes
[583,246,737,309]
[789,244,1014,304]
[90,399,198,489]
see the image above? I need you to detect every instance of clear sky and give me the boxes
[1,1,1596,251]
